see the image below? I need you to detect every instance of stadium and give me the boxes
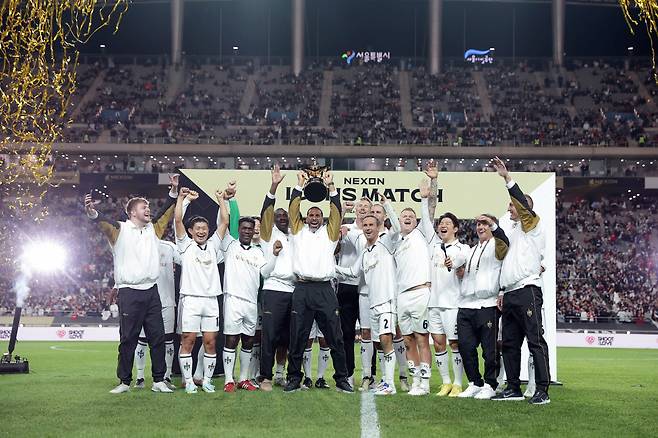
[1,0,657,436]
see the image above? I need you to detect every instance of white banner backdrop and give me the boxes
[0,326,119,341]
[557,332,658,349]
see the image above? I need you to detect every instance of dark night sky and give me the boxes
[79,0,653,59]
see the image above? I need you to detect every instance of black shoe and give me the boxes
[302,377,313,390]
[335,379,354,393]
[491,387,524,401]
[284,379,302,393]
[528,390,551,405]
[315,378,330,389]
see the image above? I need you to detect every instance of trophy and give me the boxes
[302,165,329,202]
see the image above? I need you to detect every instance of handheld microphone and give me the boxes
[441,243,451,272]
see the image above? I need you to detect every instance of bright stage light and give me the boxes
[21,241,67,273]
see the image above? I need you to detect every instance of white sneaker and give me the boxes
[163,379,176,391]
[375,382,397,396]
[151,381,174,393]
[202,382,216,393]
[458,383,482,398]
[185,382,198,394]
[408,385,428,396]
[474,384,496,400]
[109,383,130,394]
[524,385,536,398]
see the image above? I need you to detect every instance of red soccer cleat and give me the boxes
[239,379,258,391]
[224,382,236,393]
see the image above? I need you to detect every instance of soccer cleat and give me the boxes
[315,378,330,389]
[335,379,354,393]
[360,376,374,392]
[408,386,427,396]
[457,383,481,398]
[524,385,537,398]
[134,378,145,389]
[374,382,397,396]
[260,379,273,392]
[185,382,198,394]
[201,382,216,393]
[370,381,386,393]
[284,379,302,393]
[399,377,410,392]
[223,382,236,393]
[436,383,453,397]
[448,384,462,397]
[239,380,259,391]
[302,377,313,390]
[109,383,130,394]
[491,387,524,401]
[163,378,176,391]
[273,375,286,387]
[474,384,496,400]
[527,390,551,405]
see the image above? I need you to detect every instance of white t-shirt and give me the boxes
[157,240,181,308]
[428,240,470,308]
[177,233,223,297]
[393,227,431,294]
[338,222,362,286]
[221,234,267,304]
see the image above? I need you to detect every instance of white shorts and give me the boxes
[397,287,430,336]
[359,294,371,330]
[309,320,324,339]
[428,307,459,340]
[180,295,220,333]
[140,306,175,337]
[370,301,396,339]
[224,294,258,336]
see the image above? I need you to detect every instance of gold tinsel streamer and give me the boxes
[620,0,658,80]
[0,0,128,220]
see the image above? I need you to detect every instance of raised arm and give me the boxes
[493,156,540,233]
[153,174,179,239]
[261,164,285,242]
[324,171,342,242]
[216,180,236,239]
[174,188,194,239]
[418,178,436,244]
[289,171,308,235]
[424,163,439,223]
[378,191,400,236]
[85,193,121,246]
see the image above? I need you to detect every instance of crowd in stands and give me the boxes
[56,57,658,147]
[1,187,656,328]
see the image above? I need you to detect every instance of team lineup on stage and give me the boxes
[83,156,552,405]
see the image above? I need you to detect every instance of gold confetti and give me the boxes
[620,0,658,81]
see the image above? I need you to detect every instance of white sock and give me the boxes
[408,360,420,388]
[497,358,506,387]
[420,362,431,390]
[361,340,373,378]
[249,343,261,380]
[203,353,216,384]
[435,351,450,384]
[527,354,536,392]
[275,362,285,379]
[164,340,174,380]
[179,353,193,385]
[303,348,313,379]
[239,348,252,382]
[193,344,205,381]
[383,351,396,386]
[377,350,384,380]
[135,340,147,380]
[394,338,407,377]
[317,347,330,379]
[451,350,463,386]
[223,348,236,383]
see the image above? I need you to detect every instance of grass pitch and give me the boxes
[1,342,657,437]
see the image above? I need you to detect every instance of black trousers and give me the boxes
[117,285,166,384]
[288,281,348,382]
[337,283,359,378]
[457,306,500,389]
[260,289,292,380]
[501,286,551,393]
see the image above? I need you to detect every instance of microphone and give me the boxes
[441,243,451,272]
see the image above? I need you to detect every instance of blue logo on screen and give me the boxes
[464,49,494,64]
